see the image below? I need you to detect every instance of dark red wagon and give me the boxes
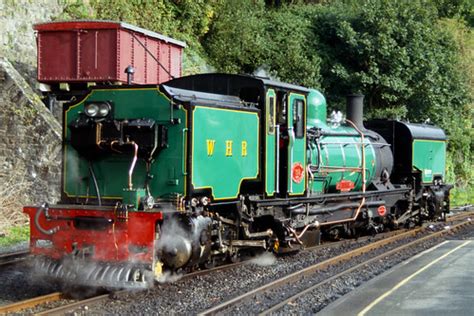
[35,20,186,85]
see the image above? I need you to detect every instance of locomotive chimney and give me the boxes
[346,94,365,130]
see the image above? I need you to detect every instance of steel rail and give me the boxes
[197,229,425,315]
[23,212,474,315]
[0,249,29,267]
[34,293,111,316]
[198,213,474,315]
[450,204,473,212]
[259,218,473,315]
[0,292,62,314]
[21,234,396,316]
[0,210,470,315]
[182,261,245,280]
[26,261,254,315]
[446,209,474,222]
[182,227,412,281]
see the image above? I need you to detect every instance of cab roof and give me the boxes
[164,73,310,105]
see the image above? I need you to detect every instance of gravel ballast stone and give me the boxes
[74,223,472,315]
[3,222,472,315]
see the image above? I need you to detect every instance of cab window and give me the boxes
[293,99,304,138]
[267,96,275,134]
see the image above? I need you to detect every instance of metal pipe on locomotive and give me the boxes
[24,21,452,288]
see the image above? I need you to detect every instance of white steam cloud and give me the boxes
[253,66,280,82]
[155,271,183,284]
[249,252,277,267]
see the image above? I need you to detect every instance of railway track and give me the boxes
[198,212,474,315]
[0,292,62,314]
[34,293,110,316]
[450,204,473,213]
[0,249,29,267]
[259,220,473,315]
[0,208,471,315]
[0,260,246,315]
[0,238,384,314]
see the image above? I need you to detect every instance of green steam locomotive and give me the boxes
[24,21,451,288]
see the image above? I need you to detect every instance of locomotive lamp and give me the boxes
[84,103,99,117]
[84,101,112,118]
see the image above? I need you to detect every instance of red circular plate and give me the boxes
[292,163,304,184]
[377,205,387,216]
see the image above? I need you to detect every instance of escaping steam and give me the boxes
[155,271,183,284]
[66,150,81,183]
[155,214,190,267]
[253,66,280,82]
[249,252,277,267]
[157,214,189,245]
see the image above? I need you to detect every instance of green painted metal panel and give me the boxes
[192,106,259,200]
[287,93,306,195]
[63,88,186,200]
[64,147,148,199]
[265,89,276,196]
[307,89,327,127]
[412,139,446,183]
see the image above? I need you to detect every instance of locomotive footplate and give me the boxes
[252,187,410,208]
[251,187,410,225]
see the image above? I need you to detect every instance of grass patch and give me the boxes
[451,185,474,206]
[0,167,31,243]
[0,225,30,247]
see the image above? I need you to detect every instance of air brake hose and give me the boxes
[34,203,59,235]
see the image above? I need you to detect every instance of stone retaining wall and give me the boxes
[0,0,64,86]
[0,57,62,207]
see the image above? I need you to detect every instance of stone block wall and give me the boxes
[0,58,62,207]
[0,0,64,87]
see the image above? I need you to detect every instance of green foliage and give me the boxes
[313,1,457,109]
[65,0,221,40]
[446,149,473,196]
[204,0,268,74]
[263,6,321,87]
[204,1,321,87]
[439,18,473,187]
[58,0,472,189]
[0,225,29,247]
[365,105,408,120]
[310,0,471,185]
[57,0,96,20]
[59,0,223,74]
[433,0,473,23]
[451,185,474,206]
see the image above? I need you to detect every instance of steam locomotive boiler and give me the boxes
[23,21,451,288]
